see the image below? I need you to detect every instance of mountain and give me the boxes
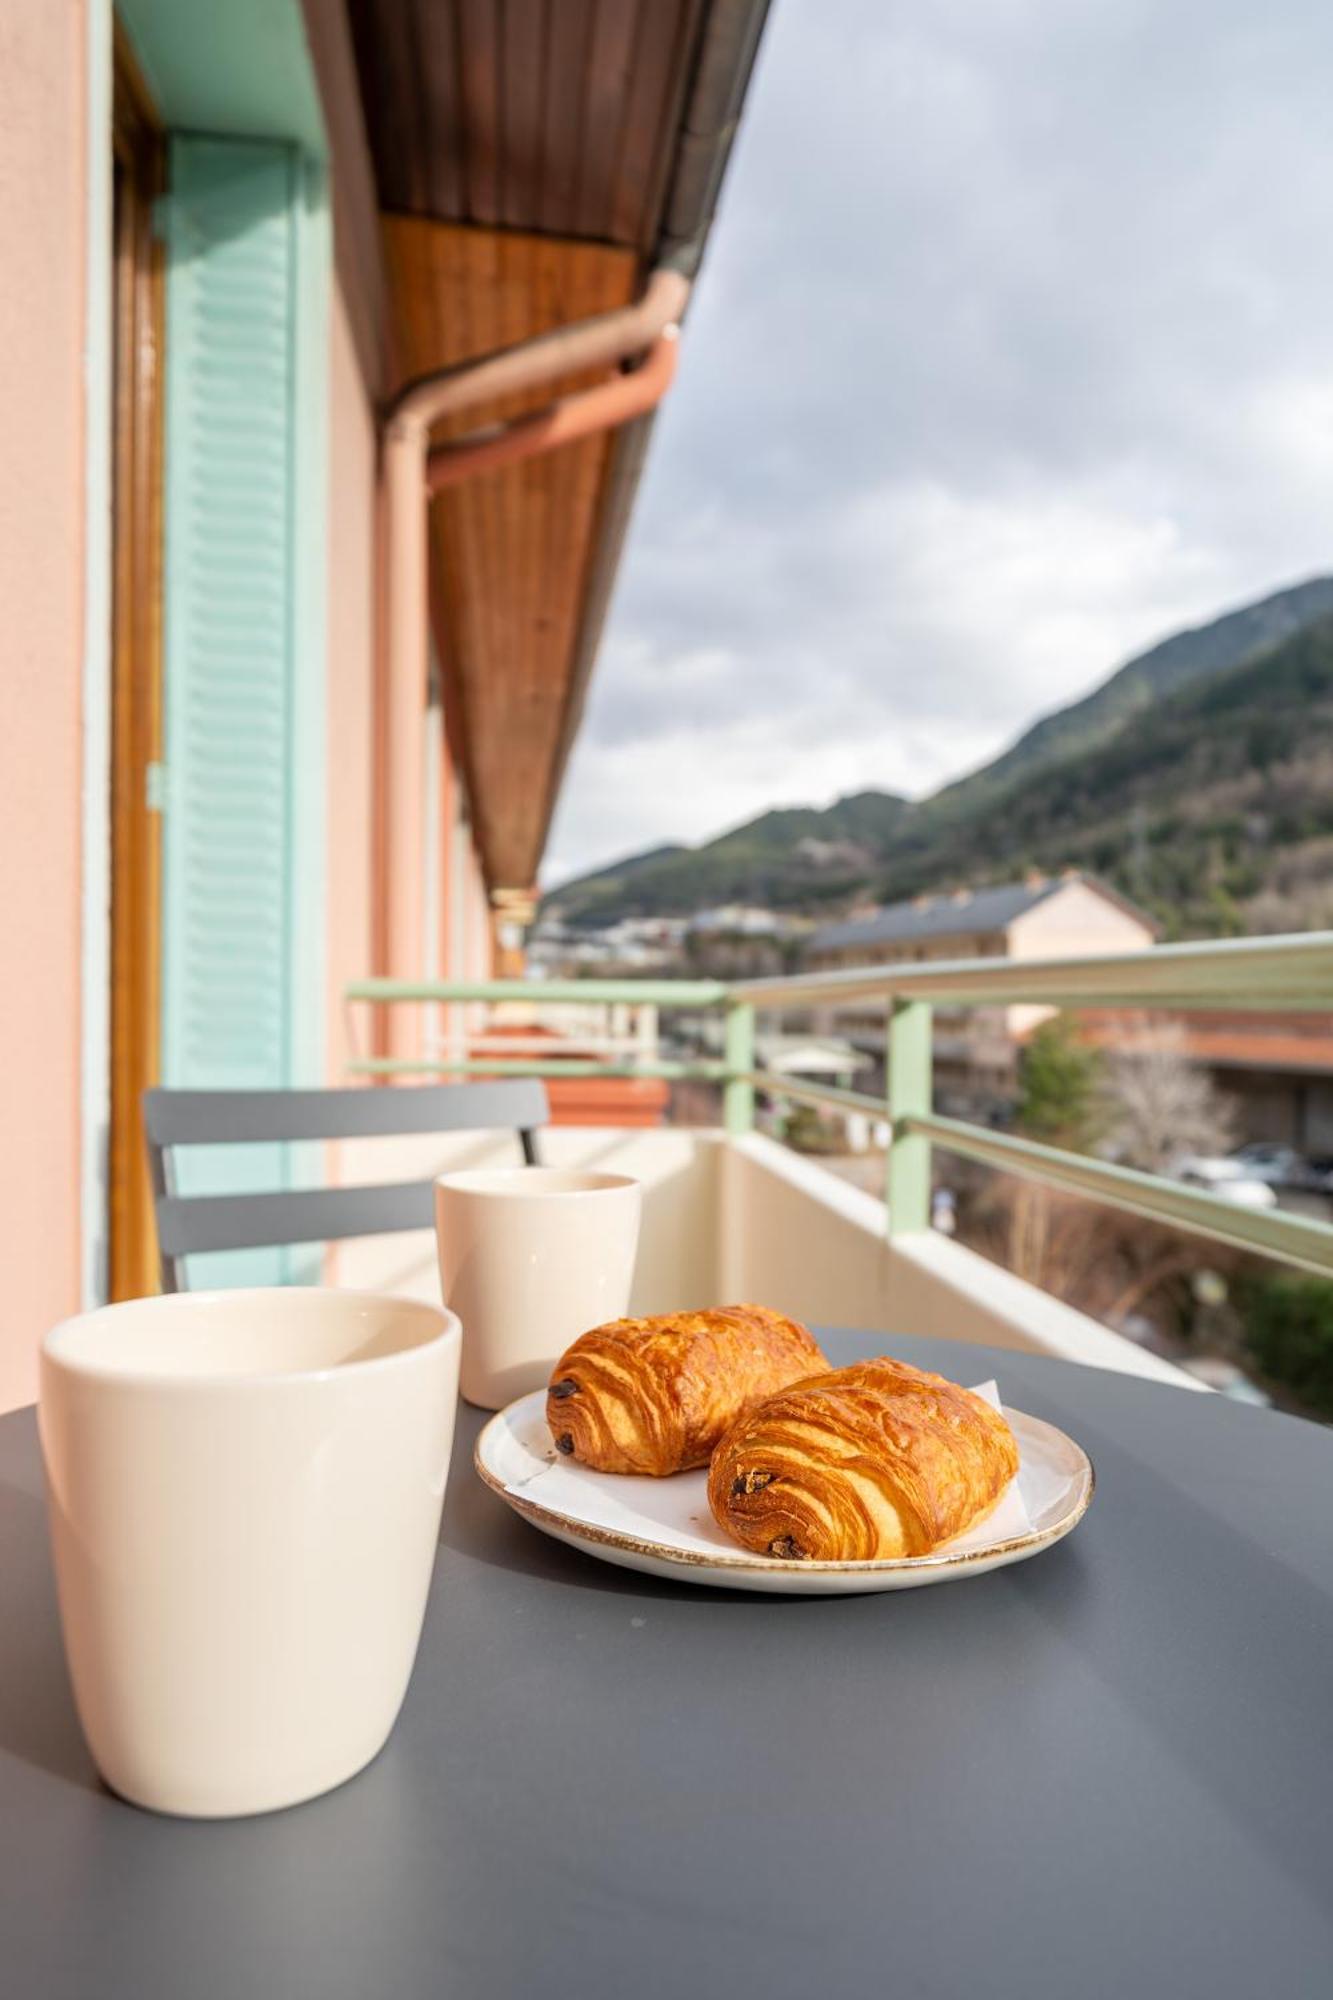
[928,574,1333,820]
[546,791,912,928]
[545,577,1333,939]
[875,611,1333,937]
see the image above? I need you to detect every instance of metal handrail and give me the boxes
[729,930,1333,1010]
[343,930,1333,1279]
[911,1112,1333,1278]
[344,977,729,1006]
[348,1057,727,1082]
[735,1070,886,1120]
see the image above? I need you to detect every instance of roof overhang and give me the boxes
[344,0,770,892]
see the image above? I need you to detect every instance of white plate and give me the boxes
[474,1389,1095,1595]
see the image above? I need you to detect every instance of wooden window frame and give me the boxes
[109,24,166,1299]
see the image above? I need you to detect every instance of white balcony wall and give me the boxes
[330,1124,1193,1388]
[723,1134,1195,1386]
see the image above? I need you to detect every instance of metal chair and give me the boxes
[143,1080,548,1292]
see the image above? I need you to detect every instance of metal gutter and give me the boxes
[656,0,772,275]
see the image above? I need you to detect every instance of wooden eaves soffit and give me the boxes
[345,0,771,905]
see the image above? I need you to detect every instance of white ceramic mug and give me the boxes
[434,1168,641,1408]
[39,1287,459,1819]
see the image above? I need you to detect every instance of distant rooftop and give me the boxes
[808,877,1071,955]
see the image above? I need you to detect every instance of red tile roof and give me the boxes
[1077,1009,1333,1074]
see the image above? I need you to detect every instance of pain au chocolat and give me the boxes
[708,1356,1020,1561]
[546,1305,827,1477]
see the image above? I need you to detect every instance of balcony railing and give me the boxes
[344,930,1333,1281]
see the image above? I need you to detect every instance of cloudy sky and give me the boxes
[545,0,1333,884]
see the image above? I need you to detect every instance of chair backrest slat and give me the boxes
[142,1079,549,1146]
[143,1080,549,1291]
[155,1181,439,1257]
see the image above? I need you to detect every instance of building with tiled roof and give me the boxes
[805,873,1158,1116]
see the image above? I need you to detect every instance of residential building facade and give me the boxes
[805,875,1159,1112]
[0,0,765,1410]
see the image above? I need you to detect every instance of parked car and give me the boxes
[1171,1155,1278,1210]
[1229,1143,1333,1193]
[1224,1144,1320,1184]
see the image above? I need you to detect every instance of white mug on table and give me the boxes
[434,1167,642,1407]
[39,1287,459,1819]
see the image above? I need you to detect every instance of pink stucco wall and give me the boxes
[0,2,87,1411]
[438,713,459,978]
[0,27,499,1383]
[468,848,493,979]
[323,272,484,1049]
[325,278,377,1080]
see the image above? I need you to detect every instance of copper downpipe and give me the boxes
[386,266,689,442]
[376,269,690,1058]
[426,328,679,493]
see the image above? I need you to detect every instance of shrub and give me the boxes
[782,1104,843,1155]
[1016,1014,1105,1152]
[1239,1273,1333,1417]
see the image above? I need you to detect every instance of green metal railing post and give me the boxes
[887,999,932,1234]
[723,1000,756,1135]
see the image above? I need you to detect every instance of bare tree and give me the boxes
[963,1177,1210,1356]
[1098,1018,1236,1174]
[996,1182,1112,1303]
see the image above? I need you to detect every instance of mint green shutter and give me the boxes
[161,137,327,1286]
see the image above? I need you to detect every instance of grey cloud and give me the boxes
[546,0,1333,882]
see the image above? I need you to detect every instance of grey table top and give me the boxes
[3,1329,1333,2000]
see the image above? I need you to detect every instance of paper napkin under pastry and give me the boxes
[939,1380,1032,1553]
[511,1376,1032,1562]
